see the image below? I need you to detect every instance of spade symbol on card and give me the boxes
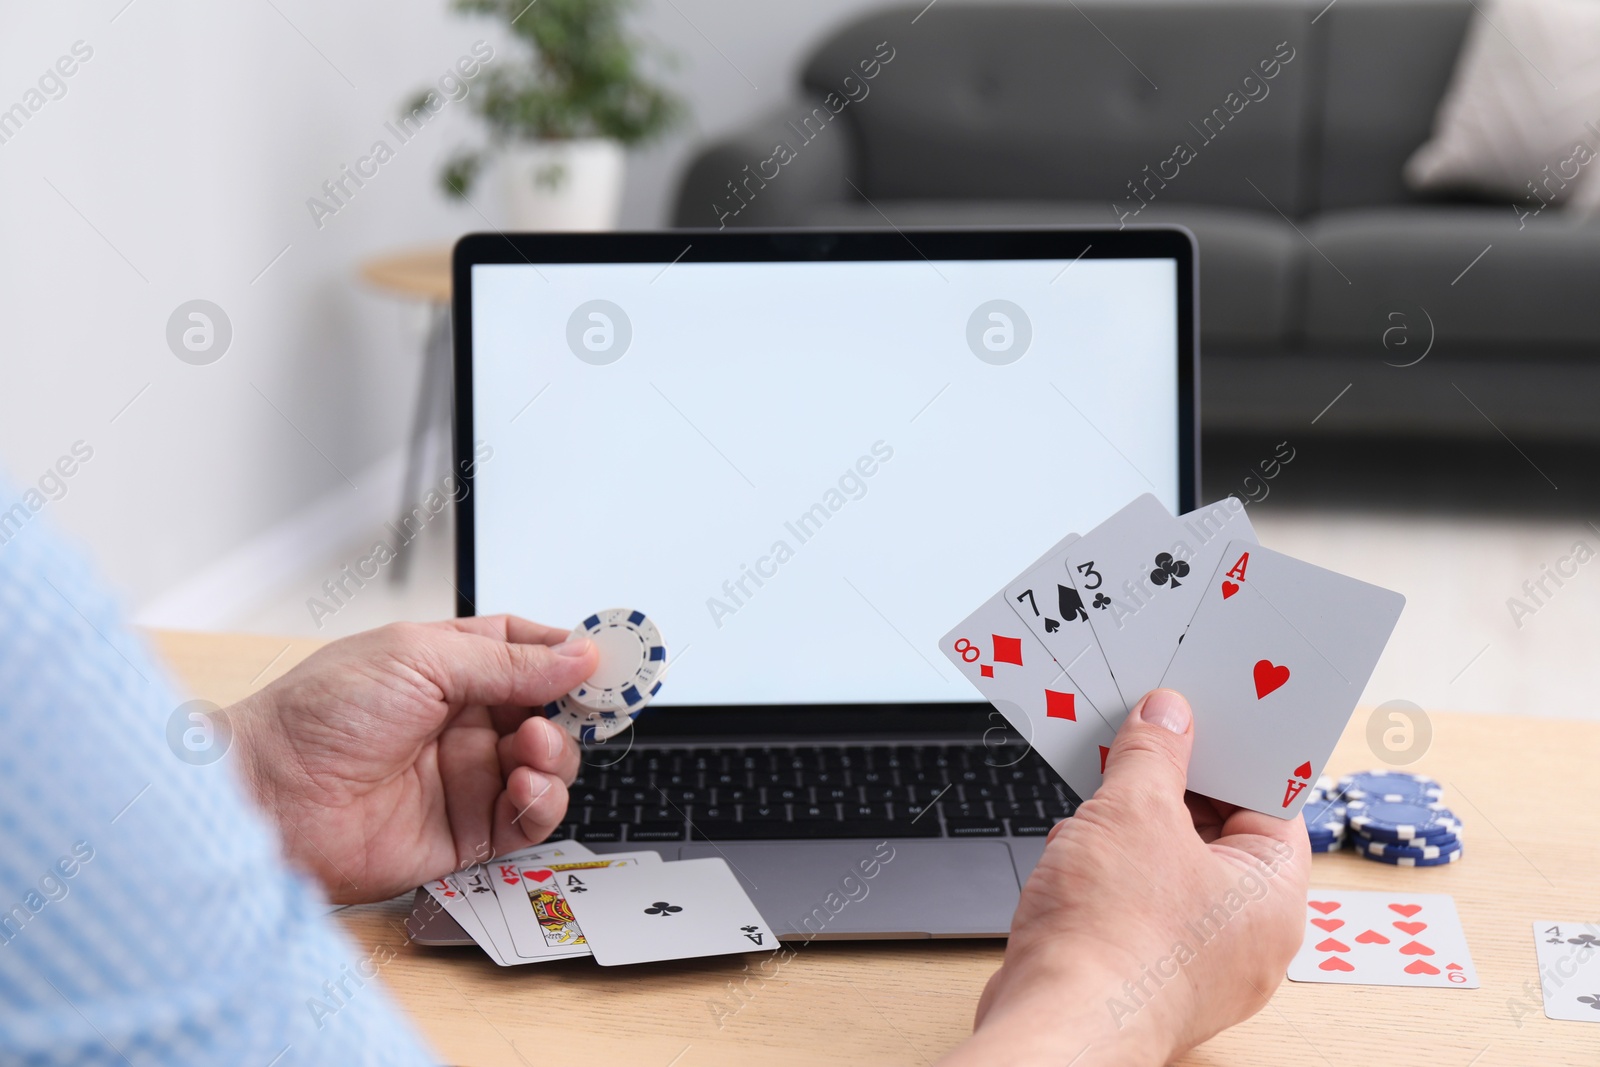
[1043,617,1060,633]
[1057,585,1088,623]
[1150,552,1190,589]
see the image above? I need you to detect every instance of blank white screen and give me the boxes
[471,257,1180,705]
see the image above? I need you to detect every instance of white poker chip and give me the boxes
[566,608,668,713]
[541,694,642,743]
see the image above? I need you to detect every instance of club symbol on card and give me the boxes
[644,901,683,917]
[1149,552,1190,589]
[1090,593,1111,610]
[1577,994,1600,1011]
[1253,659,1290,698]
[741,924,765,945]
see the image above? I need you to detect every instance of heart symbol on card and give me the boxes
[502,874,519,885]
[1446,963,1464,971]
[522,869,554,884]
[1354,929,1390,945]
[1399,941,1434,956]
[1311,918,1344,932]
[1221,580,1240,599]
[1319,957,1356,972]
[1308,901,1342,915]
[1404,960,1440,975]
[1315,938,1350,952]
[1253,660,1290,698]
[1394,921,1427,935]
[1388,904,1423,918]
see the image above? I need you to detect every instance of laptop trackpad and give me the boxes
[677,841,1021,938]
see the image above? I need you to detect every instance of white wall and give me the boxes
[0,0,889,619]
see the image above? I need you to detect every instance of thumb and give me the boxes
[1098,688,1195,806]
[430,631,600,708]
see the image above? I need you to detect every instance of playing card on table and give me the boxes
[1287,891,1478,988]
[457,864,519,965]
[562,857,775,966]
[1159,540,1404,818]
[941,588,1117,802]
[491,848,657,962]
[1531,920,1600,1021]
[1005,533,1130,727]
[425,876,494,950]
[1066,495,1258,710]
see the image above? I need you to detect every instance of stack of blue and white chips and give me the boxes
[1309,770,1464,867]
[1302,777,1347,853]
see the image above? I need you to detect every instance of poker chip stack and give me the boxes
[1337,770,1464,867]
[1301,780,1347,854]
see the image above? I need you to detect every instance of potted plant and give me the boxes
[423,0,682,230]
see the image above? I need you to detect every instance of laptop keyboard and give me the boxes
[554,741,1078,844]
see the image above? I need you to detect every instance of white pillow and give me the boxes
[1403,0,1600,211]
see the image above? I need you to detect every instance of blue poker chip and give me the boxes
[1309,836,1344,854]
[1335,770,1443,804]
[1352,836,1463,867]
[541,687,657,743]
[567,608,668,713]
[1346,799,1463,843]
[1355,834,1460,860]
[1300,795,1348,838]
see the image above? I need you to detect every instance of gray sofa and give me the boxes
[672,1,1600,441]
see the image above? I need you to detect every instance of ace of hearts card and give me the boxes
[1159,540,1404,818]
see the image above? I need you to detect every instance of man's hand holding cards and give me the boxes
[942,493,1405,819]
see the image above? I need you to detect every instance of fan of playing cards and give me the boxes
[940,493,1406,819]
[422,846,775,967]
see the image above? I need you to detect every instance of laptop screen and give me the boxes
[467,240,1188,707]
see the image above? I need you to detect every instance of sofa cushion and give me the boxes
[1313,0,1474,210]
[804,200,1300,344]
[802,4,1315,214]
[1302,206,1600,343]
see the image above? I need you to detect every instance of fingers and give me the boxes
[421,629,600,710]
[498,717,581,786]
[434,706,504,868]
[502,765,570,847]
[1098,689,1195,809]
[438,614,573,647]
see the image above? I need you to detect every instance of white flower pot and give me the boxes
[501,139,625,231]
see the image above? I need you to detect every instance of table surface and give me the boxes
[361,245,452,303]
[153,628,1600,1066]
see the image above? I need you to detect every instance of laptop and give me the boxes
[410,227,1197,942]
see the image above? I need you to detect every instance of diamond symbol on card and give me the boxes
[992,635,1023,666]
[1045,689,1076,721]
[979,664,994,678]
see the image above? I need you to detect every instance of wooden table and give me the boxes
[154,629,1600,1066]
